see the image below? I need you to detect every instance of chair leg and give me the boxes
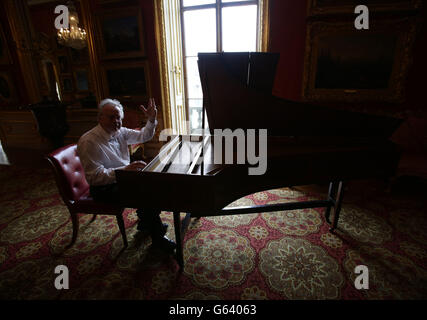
[116,215,128,248]
[173,211,184,270]
[325,181,337,224]
[330,181,345,232]
[90,214,97,223]
[66,213,79,249]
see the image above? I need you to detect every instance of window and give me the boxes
[182,0,263,133]
[156,0,268,134]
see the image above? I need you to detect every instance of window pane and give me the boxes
[188,99,204,132]
[222,0,249,2]
[183,0,215,7]
[185,57,203,99]
[183,9,217,56]
[222,5,257,52]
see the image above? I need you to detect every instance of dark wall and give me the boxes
[0,1,29,106]
[404,3,427,118]
[88,0,161,103]
[269,0,308,101]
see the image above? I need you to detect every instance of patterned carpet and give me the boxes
[0,164,426,300]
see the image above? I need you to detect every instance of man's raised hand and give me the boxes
[139,98,157,123]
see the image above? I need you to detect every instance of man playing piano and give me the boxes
[77,98,176,254]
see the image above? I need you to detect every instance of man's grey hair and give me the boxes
[98,98,124,119]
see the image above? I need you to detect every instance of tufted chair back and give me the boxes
[46,144,89,205]
[46,144,128,249]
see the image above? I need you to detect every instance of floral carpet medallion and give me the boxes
[0,257,66,299]
[176,291,222,300]
[110,227,151,271]
[240,285,268,300]
[0,205,69,244]
[266,188,306,199]
[343,247,427,299]
[49,214,122,256]
[320,232,343,249]
[261,200,322,236]
[183,228,255,289]
[338,205,393,244]
[389,209,427,245]
[399,241,427,260]
[206,197,258,228]
[62,271,144,300]
[259,237,344,299]
[0,246,7,265]
[0,199,30,224]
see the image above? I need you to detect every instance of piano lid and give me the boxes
[197,52,403,138]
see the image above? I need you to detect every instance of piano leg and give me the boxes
[330,181,345,232]
[173,211,184,270]
[325,181,338,224]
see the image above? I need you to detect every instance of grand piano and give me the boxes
[116,52,402,269]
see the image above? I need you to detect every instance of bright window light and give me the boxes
[183,0,215,7]
[222,5,257,52]
[183,8,217,56]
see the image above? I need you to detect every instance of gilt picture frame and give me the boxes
[302,18,417,103]
[307,0,422,16]
[102,61,151,101]
[97,7,145,60]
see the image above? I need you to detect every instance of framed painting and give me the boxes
[0,72,17,104]
[57,55,71,74]
[70,48,89,65]
[307,0,422,16]
[61,76,74,93]
[302,18,417,103]
[74,69,90,92]
[0,24,11,65]
[97,7,145,60]
[102,61,151,100]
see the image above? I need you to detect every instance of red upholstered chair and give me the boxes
[46,144,128,248]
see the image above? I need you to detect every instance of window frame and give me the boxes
[180,0,263,132]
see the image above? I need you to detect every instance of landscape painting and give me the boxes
[303,19,416,102]
[104,62,150,99]
[98,9,145,59]
[314,34,397,89]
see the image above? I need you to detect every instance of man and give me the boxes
[77,98,175,253]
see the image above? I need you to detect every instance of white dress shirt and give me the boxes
[77,120,157,186]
